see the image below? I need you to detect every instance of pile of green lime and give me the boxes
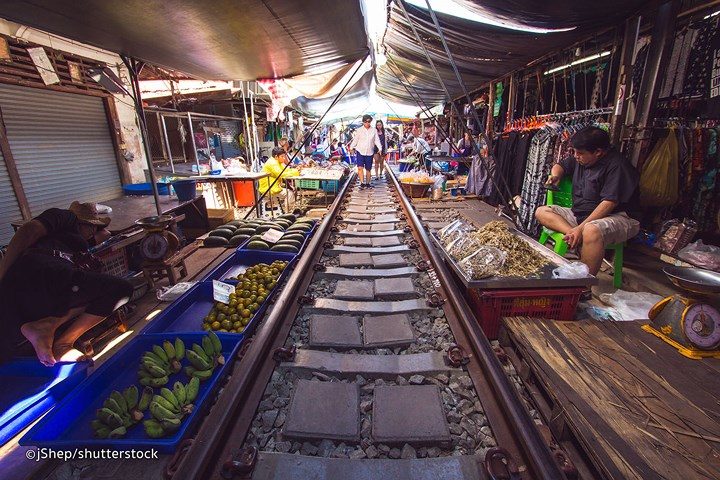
[202,260,289,333]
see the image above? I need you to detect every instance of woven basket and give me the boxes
[401,182,432,198]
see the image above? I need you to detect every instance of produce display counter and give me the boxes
[15,216,319,457]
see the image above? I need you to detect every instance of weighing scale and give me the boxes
[135,215,180,262]
[643,266,720,359]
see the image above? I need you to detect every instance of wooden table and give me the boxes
[188,172,269,217]
[500,317,720,480]
[101,195,209,235]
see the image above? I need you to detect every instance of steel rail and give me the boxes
[385,166,567,480]
[170,172,356,479]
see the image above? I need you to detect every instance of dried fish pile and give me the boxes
[470,221,548,277]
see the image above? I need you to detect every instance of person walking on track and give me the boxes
[350,114,382,189]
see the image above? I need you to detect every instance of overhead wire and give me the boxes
[240,58,367,220]
[396,0,517,213]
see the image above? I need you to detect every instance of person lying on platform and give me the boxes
[535,126,640,276]
[258,147,300,210]
[0,202,133,366]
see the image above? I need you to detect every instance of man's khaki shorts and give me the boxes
[548,205,640,246]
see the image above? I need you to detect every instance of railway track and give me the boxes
[169,169,568,480]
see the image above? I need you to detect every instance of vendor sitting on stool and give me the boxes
[535,127,640,276]
[258,147,299,211]
[0,202,133,366]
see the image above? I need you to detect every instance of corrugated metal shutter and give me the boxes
[0,150,22,246]
[0,84,122,216]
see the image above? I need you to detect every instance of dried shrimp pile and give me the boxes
[470,221,548,277]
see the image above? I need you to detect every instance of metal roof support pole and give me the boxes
[629,0,681,167]
[610,16,641,148]
[486,80,495,135]
[507,73,517,126]
[160,113,175,174]
[250,90,260,164]
[398,0,515,213]
[187,112,200,174]
[121,55,162,215]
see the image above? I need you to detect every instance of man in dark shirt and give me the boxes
[0,202,133,366]
[535,127,640,275]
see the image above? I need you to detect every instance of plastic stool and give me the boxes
[538,228,624,288]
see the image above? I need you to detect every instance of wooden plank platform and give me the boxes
[500,317,720,480]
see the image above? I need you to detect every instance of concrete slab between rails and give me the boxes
[283,380,360,442]
[311,298,429,314]
[338,229,403,237]
[280,350,460,379]
[341,217,400,224]
[318,267,419,279]
[309,315,363,348]
[345,207,397,215]
[325,245,410,256]
[373,385,451,444]
[251,453,485,480]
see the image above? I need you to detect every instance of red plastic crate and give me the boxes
[467,287,584,339]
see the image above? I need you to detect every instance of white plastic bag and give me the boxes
[677,240,720,272]
[552,261,590,279]
[157,282,197,301]
[598,289,664,321]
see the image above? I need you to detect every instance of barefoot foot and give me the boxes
[20,320,57,367]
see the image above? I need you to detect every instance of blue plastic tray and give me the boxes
[0,360,88,446]
[122,183,170,196]
[20,333,242,453]
[142,272,288,336]
[202,250,296,283]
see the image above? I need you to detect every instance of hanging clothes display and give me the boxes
[651,120,720,233]
[683,17,720,97]
[495,108,613,237]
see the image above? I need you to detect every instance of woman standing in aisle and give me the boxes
[455,131,476,175]
[373,120,388,180]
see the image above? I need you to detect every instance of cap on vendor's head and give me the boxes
[69,201,111,227]
[272,146,286,157]
[362,114,373,123]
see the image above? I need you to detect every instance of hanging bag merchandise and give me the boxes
[639,128,679,207]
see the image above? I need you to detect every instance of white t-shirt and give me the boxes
[350,126,382,156]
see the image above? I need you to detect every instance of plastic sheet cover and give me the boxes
[377,0,649,106]
[0,0,370,81]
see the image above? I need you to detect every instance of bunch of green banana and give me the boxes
[143,377,200,438]
[138,338,185,387]
[92,385,153,439]
[184,332,224,382]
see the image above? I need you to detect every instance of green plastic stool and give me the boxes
[537,177,624,288]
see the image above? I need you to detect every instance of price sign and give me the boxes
[261,228,284,244]
[212,280,235,304]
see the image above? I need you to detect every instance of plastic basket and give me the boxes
[20,333,242,453]
[467,287,584,339]
[321,180,340,193]
[172,180,198,202]
[400,182,432,198]
[298,179,321,190]
[96,248,129,277]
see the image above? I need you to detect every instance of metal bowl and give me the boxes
[135,215,174,229]
[663,266,720,294]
